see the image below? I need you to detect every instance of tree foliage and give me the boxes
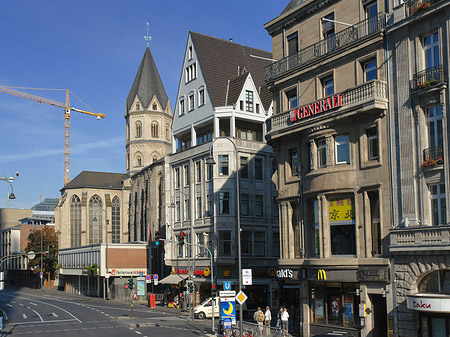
[25,226,58,279]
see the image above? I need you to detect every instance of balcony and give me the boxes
[265,13,386,82]
[390,225,450,252]
[267,80,387,134]
[411,65,445,91]
[405,0,444,17]
[421,146,444,168]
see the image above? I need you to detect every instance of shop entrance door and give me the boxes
[370,294,387,337]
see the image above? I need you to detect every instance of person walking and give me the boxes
[276,307,283,328]
[253,306,265,335]
[281,307,289,335]
[264,305,272,335]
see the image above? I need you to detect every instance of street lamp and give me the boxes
[0,172,19,208]
[206,137,243,337]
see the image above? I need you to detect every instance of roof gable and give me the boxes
[62,171,128,191]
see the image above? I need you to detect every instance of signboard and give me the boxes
[407,295,450,312]
[136,280,145,296]
[146,275,151,283]
[290,94,342,123]
[223,318,232,330]
[223,281,231,290]
[220,290,236,297]
[105,273,110,279]
[235,291,248,305]
[242,269,252,285]
[220,297,236,324]
[357,268,389,282]
[329,198,355,223]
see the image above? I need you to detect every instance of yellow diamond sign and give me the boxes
[235,290,248,305]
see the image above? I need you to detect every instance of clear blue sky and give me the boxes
[0,0,286,209]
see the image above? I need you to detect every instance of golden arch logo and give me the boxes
[317,269,327,280]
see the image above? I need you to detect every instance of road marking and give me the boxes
[7,304,13,308]
[33,309,44,322]
[29,302,38,306]
[22,314,28,319]
[135,332,142,335]
[12,319,79,325]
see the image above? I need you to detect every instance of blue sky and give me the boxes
[0,0,286,209]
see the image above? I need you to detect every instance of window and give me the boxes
[255,232,265,257]
[176,201,181,221]
[245,90,254,112]
[206,194,213,216]
[188,46,193,60]
[363,59,377,82]
[335,135,350,164]
[255,158,263,180]
[136,101,140,110]
[151,122,159,138]
[70,195,81,247]
[256,104,260,114]
[322,76,334,97]
[430,183,446,225]
[273,196,279,219]
[240,100,244,111]
[185,63,197,82]
[112,196,121,243]
[329,197,356,255]
[196,196,202,219]
[273,233,280,257]
[219,155,229,176]
[189,93,195,111]
[207,163,213,180]
[418,270,450,294]
[286,89,297,110]
[184,165,189,186]
[317,138,327,167]
[184,197,190,220]
[177,234,183,257]
[426,105,443,149]
[219,192,230,214]
[367,127,378,160]
[219,231,231,256]
[179,99,185,116]
[365,1,378,33]
[135,121,142,138]
[195,161,201,183]
[242,231,252,256]
[287,32,299,69]
[322,13,335,51]
[166,125,170,140]
[241,194,249,216]
[310,199,320,256]
[423,32,440,69]
[137,155,142,167]
[368,191,381,256]
[240,157,248,179]
[256,195,264,217]
[152,103,157,110]
[89,195,102,245]
[199,88,205,106]
[175,168,180,188]
[290,149,299,175]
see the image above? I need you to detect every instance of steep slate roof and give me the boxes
[126,47,169,115]
[281,0,309,15]
[190,32,272,111]
[61,171,128,191]
[226,73,249,106]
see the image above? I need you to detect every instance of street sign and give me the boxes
[220,298,236,324]
[105,273,110,279]
[27,251,35,260]
[153,274,159,280]
[146,275,151,283]
[139,272,143,277]
[242,269,252,285]
[235,290,248,305]
[219,290,236,297]
[223,281,231,290]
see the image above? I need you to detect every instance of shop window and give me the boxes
[329,197,356,255]
[219,155,229,176]
[219,231,231,256]
[219,192,230,214]
[241,194,249,216]
[240,157,249,179]
[430,183,446,225]
[335,135,350,164]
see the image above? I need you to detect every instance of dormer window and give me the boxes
[152,103,157,110]
[136,102,140,110]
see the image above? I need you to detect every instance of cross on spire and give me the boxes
[144,22,152,47]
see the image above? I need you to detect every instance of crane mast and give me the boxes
[0,86,105,185]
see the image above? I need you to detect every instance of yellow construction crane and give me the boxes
[0,86,105,185]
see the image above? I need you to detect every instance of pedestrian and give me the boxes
[264,305,272,335]
[146,292,151,307]
[281,307,289,334]
[253,306,265,335]
[276,307,283,328]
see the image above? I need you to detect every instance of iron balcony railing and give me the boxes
[266,79,387,134]
[265,13,386,82]
[411,65,445,91]
[405,0,444,17]
[421,145,444,168]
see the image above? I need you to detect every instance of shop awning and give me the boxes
[159,274,188,284]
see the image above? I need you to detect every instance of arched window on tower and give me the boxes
[137,155,142,167]
[151,122,159,138]
[153,103,157,110]
[89,195,102,244]
[136,121,142,138]
[70,195,81,247]
[136,101,140,110]
[112,196,120,243]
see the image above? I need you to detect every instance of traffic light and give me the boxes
[128,278,133,290]
[211,284,216,297]
[155,231,160,246]
[179,232,185,246]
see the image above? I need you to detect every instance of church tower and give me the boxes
[125,46,172,175]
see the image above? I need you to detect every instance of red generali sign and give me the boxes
[290,94,343,123]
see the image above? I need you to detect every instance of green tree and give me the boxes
[25,226,58,279]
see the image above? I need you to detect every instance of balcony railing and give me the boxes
[390,225,450,252]
[265,13,386,82]
[421,146,444,168]
[267,80,387,134]
[405,0,444,17]
[411,65,445,91]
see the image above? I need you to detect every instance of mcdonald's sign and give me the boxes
[317,269,327,280]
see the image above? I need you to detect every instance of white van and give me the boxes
[194,297,220,319]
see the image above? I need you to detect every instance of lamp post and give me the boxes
[0,172,19,208]
[206,137,242,337]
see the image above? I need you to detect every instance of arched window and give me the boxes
[89,195,102,244]
[136,121,142,138]
[151,122,159,138]
[70,195,81,247]
[419,270,450,294]
[152,103,157,110]
[136,101,140,110]
[112,196,120,243]
[137,155,142,167]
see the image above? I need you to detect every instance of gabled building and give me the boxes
[164,32,278,309]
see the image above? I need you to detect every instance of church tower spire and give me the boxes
[125,40,172,175]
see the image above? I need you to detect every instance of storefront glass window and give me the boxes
[329,197,356,255]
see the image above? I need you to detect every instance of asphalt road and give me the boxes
[0,288,214,337]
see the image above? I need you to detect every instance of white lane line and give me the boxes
[12,319,78,325]
[7,304,13,308]
[135,332,142,335]
[29,302,38,306]
[33,309,44,322]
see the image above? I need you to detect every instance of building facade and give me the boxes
[387,0,450,336]
[265,0,391,336]
[164,31,279,309]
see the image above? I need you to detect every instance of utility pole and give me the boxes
[40,230,43,291]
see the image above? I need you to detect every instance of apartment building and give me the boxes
[265,0,391,336]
